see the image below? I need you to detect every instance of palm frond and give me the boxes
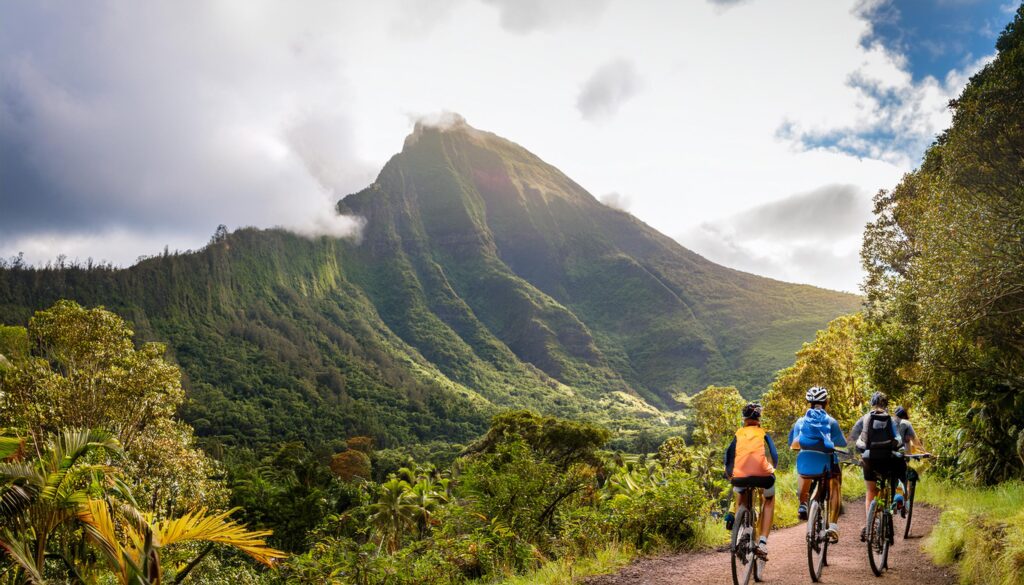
[0,530,44,584]
[152,508,286,567]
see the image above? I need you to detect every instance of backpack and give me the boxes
[862,412,898,459]
[797,409,835,452]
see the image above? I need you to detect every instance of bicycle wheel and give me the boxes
[806,499,827,582]
[866,500,888,576]
[883,512,893,569]
[903,480,916,538]
[731,506,756,585]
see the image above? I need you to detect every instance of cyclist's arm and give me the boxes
[830,418,848,448]
[724,438,737,479]
[849,417,864,450]
[764,434,779,467]
[788,420,801,450]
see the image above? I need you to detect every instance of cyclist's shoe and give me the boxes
[797,503,808,520]
[860,526,868,542]
[826,522,840,543]
[755,537,769,560]
[724,512,734,530]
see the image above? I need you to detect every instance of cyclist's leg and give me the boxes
[798,475,811,506]
[828,472,842,524]
[826,454,842,524]
[760,481,775,538]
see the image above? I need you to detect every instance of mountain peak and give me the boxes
[404,112,480,148]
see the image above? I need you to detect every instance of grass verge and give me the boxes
[916,478,1024,585]
[496,541,636,585]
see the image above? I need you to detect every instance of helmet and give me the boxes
[805,386,829,403]
[870,391,888,408]
[894,406,908,419]
[742,403,763,420]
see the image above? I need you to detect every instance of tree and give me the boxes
[0,301,225,515]
[330,450,371,483]
[688,385,746,448]
[365,479,417,553]
[761,314,868,437]
[858,5,1024,482]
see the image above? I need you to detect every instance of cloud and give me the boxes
[576,59,643,122]
[678,184,873,292]
[706,0,752,7]
[480,0,609,34]
[0,2,371,265]
[599,191,632,211]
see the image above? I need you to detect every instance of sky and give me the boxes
[0,0,1017,292]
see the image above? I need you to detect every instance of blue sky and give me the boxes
[860,0,1013,82]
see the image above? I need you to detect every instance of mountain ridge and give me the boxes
[0,118,860,446]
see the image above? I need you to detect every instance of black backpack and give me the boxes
[864,412,898,459]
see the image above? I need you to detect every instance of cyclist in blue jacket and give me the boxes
[789,386,847,541]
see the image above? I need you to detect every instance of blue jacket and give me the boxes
[789,409,847,476]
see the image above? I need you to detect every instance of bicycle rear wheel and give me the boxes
[867,500,889,576]
[903,480,916,538]
[731,506,756,585]
[806,499,827,582]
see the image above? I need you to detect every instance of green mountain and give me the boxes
[0,118,859,447]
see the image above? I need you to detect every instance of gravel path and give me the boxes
[586,503,955,585]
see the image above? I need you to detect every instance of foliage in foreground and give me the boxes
[0,301,283,583]
[273,410,715,584]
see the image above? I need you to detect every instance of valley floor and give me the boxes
[586,504,954,585]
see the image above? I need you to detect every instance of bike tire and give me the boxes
[807,500,826,582]
[903,480,916,539]
[731,506,756,585]
[883,512,893,569]
[867,500,887,577]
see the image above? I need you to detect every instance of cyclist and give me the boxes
[724,403,778,560]
[789,385,847,541]
[852,391,903,541]
[893,406,925,454]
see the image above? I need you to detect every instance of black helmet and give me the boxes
[742,403,763,420]
[870,391,888,408]
[894,406,908,419]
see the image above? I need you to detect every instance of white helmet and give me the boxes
[805,386,829,403]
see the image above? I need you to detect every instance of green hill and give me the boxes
[0,118,859,447]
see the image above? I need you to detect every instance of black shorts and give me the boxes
[732,475,776,497]
[863,457,906,483]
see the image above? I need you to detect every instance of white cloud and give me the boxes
[679,185,873,292]
[576,59,643,122]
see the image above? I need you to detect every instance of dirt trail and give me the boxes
[586,504,955,585]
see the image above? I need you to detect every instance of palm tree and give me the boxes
[0,428,122,583]
[365,479,417,553]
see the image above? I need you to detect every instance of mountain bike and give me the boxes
[865,457,902,576]
[901,453,931,538]
[805,450,855,582]
[731,485,766,585]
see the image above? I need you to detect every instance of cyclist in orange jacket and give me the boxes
[724,403,778,560]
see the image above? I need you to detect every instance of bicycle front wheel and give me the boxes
[807,499,827,582]
[867,500,889,577]
[731,506,756,585]
[903,480,916,538]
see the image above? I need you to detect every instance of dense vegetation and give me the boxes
[859,4,1024,485]
[0,115,857,451]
